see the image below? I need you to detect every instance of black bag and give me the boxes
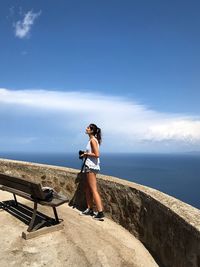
[42,188,54,201]
[31,187,54,202]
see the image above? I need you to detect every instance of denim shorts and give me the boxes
[84,165,100,174]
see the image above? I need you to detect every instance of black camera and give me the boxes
[79,150,85,159]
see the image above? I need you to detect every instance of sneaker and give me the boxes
[93,211,105,221]
[79,208,94,216]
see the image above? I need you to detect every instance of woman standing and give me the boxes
[80,123,104,221]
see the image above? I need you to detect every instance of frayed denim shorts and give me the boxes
[84,165,100,174]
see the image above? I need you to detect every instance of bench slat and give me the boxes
[0,185,32,201]
[0,173,45,200]
[0,173,69,206]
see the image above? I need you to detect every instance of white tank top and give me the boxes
[85,137,100,170]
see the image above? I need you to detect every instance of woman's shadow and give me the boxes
[68,172,87,211]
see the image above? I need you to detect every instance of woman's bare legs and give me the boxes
[85,181,93,209]
[86,172,103,212]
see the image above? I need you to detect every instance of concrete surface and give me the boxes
[0,191,158,267]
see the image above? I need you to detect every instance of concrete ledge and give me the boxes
[0,158,200,267]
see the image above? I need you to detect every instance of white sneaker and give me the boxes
[79,208,94,216]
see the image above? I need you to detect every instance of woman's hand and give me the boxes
[83,152,88,157]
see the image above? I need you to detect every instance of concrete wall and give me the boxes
[0,158,200,267]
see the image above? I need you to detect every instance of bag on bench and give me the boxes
[31,187,54,202]
[42,187,54,201]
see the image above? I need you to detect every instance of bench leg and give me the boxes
[27,202,38,232]
[13,194,18,206]
[53,207,59,224]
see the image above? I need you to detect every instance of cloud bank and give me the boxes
[0,88,200,152]
[14,10,41,39]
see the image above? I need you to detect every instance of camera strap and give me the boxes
[80,156,87,173]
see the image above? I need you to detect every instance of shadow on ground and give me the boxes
[0,200,58,231]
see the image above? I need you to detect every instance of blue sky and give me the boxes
[1,0,200,153]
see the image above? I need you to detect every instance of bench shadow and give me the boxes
[0,200,58,231]
[68,172,87,211]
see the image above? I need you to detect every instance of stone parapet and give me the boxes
[0,158,200,267]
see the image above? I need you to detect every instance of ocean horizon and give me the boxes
[0,152,200,210]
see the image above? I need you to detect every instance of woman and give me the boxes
[80,123,104,220]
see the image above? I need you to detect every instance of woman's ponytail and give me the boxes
[96,127,102,145]
[89,124,102,145]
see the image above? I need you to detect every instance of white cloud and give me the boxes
[0,88,200,152]
[147,120,200,142]
[14,10,41,39]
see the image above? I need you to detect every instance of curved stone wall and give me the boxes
[0,158,200,267]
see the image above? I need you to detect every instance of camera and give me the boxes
[79,150,85,159]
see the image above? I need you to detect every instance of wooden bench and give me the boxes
[0,173,69,239]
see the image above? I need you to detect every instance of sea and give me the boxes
[0,152,200,210]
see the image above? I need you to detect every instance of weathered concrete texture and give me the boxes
[0,191,158,267]
[0,158,200,267]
